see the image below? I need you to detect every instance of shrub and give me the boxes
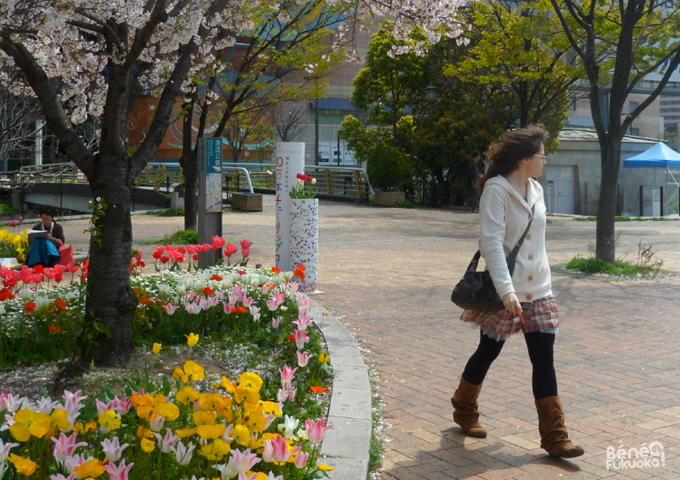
[366,141,407,191]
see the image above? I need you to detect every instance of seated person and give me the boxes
[27,206,65,268]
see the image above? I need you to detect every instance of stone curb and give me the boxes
[310,302,372,480]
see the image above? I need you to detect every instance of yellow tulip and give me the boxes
[185,332,199,346]
[152,342,162,354]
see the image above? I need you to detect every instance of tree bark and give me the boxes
[83,154,136,365]
[595,137,621,264]
[179,102,198,231]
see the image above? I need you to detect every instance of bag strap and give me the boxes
[506,203,536,276]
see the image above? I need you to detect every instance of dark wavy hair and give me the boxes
[479,124,549,189]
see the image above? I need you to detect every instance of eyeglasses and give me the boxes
[534,154,548,159]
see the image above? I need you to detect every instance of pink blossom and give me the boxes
[217,448,261,478]
[100,437,128,462]
[185,302,202,314]
[96,398,115,414]
[149,413,165,432]
[37,396,58,414]
[266,298,280,311]
[242,296,254,308]
[113,395,131,415]
[294,329,309,350]
[293,311,313,331]
[262,435,300,463]
[272,316,282,328]
[154,428,179,453]
[223,301,235,313]
[279,365,297,390]
[249,305,260,321]
[296,351,313,367]
[277,389,288,403]
[287,389,296,401]
[238,474,258,480]
[0,439,19,463]
[240,239,252,257]
[162,303,179,315]
[3,393,27,413]
[294,451,309,468]
[173,440,196,466]
[104,459,134,480]
[51,475,75,480]
[305,418,333,443]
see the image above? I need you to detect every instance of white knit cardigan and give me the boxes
[478,176,552,303]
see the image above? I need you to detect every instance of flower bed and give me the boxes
[0,238,334,479]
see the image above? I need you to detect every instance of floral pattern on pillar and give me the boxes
[290,198,318,292]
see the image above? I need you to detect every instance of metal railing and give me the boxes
[3,161,374,200]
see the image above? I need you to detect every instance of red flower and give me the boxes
[33,265,44,274]
[24,301,36,313]
[67,264,79,273]
[240,239,252,258]
[288,334,296,343]
[54,273,63,283]
[54,299,66,311]
[271,267,281,274]
[238,270,246,275]
[152,251,161,259]
[0,288,15,301]
[192,254,199,261]
[310,386,326,393]
[210,274,222,281]
[160,256,169,264]
[224,243,238,257]
[137,261,145,268]
[49,322,62,333]
[203,287,214,295]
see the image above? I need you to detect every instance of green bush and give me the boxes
[149,229,198,245]
[367,141,407,191]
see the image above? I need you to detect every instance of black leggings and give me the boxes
[462,330,558,400]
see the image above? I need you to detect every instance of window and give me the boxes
[629,101,639,114]
[630,127,640,136]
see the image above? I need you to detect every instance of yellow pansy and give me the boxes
[197,423,226,440]
[185,332,199,346]
[183,360,205,381]
[319,353,330,363]
[198,393,224,412]
[10,408,51,442]
[318,464,333,471]
[245,408,267,433]
[50,409,70,431]
[141,438,156,453]
[136,425,154,438]
[98,409,121,430]
[233,424,251,446]
[8,454,37,476]
[74,459,106,477]
[239,372,263,391]
[176,386,199,405]
[193,410,216,426]
[262,401,281,416]
[152,342,162,354]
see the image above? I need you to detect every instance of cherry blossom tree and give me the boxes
[0,0,467,365]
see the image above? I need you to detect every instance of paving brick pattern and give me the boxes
[60,199,680,479]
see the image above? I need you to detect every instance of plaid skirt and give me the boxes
[460,295,559,341]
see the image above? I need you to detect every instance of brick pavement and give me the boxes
[60,199,680,479]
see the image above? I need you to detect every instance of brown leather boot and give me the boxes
[535,396,584,458]
[451,377,487,438]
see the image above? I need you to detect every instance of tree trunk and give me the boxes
[181,150,199,231]
[82,155,136,365]
[595,138,621,264]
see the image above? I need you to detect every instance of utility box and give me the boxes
[231,192,263,212]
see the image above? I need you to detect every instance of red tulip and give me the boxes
[224,243,238,257]
[240,239,252,258]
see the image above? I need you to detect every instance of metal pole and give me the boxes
[314,98,319,166]
[639,185,643,217]
[661,186,664,217]
[585,183,588,216]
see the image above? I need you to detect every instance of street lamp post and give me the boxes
[425,84,438,104]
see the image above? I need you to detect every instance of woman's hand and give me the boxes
[502,292,522,317]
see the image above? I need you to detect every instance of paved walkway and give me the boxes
[59,198,680,479]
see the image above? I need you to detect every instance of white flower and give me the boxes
[277,415,299,440]
[0,304,4,315]
[35,296,50,309]
[19,289,34,300]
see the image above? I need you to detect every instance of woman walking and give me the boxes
[452,124,584,458]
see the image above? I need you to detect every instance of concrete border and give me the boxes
[310,302,372,479]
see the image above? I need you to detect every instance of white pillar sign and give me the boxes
[275,142,304,272]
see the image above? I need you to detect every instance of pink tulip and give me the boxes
[113,395,131,415]
[293,311,313,331]
[0,439,18,463]
[51,433,88,462]
[294,452,309,468]
[104,459,134,480]
[277,388,288,403]
[305,418,333,443]
[240,239,252,257]
[95,399,115,414]
[279,365,297,390]
[227,448,261,474]
[100,437,129,462]
[271,316,282,328]
[296,351,313,367]
[51,475,75,480]
[202,243,212,253]
[154,428,179,453]
[294,329,309,350]
[249,305,260,321]
[287,389,296,401]
[154,245,165,255]
[173,440,196,466]
[262,435,299,463]
[162,303,179,315]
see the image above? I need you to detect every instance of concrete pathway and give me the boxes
[59,198,680,479]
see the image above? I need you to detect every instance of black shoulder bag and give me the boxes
[451,203,535,311]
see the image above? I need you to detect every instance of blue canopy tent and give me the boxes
[623,142,680,168]
[623,142,680,216]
